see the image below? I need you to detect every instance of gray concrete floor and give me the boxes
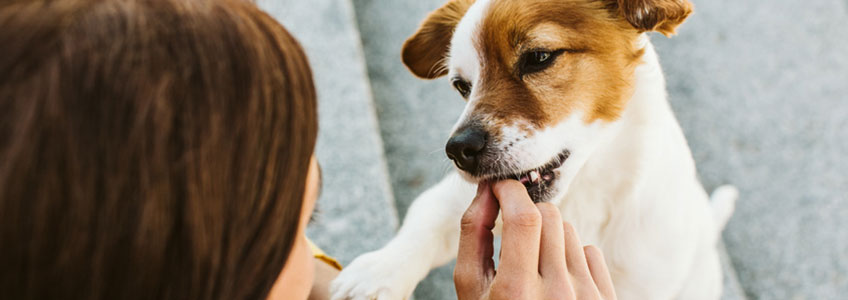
[350,0,469,297]
[261,0,848,299]
[258,0,398,266]
[654,0,848,298]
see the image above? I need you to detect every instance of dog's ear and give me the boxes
[402,0,475,79]
[612,0,693,36]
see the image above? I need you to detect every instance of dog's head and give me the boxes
[402,0,691,203]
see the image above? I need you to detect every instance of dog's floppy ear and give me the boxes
[402,0,475,79]
[612,0,693,36]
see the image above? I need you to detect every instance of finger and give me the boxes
[536,203,568,283]
[562,222,592,281]
[584,245,617,299]
[455,181,498,293]
[492,180,542,280]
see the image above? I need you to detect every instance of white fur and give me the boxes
[332,3,736,299]
[446,0,490,137]
[447,0,491,89]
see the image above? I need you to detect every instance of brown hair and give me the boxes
[0,0,318,299]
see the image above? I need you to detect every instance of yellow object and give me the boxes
[307,238,343,271]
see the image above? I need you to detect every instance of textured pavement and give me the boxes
[261,0,848,299]
[258,0,399,265]
[654,0,848,298]
[351,0,467,221]
[350,0,468,298]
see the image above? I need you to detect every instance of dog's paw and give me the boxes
[330,249,420,300]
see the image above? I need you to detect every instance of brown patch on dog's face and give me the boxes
[469,0,646,129]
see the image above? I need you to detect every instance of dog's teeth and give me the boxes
[530,171,540,183]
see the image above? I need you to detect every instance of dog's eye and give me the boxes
[452,79,472,98]
[531,51,551,64]
[519,50,565,77]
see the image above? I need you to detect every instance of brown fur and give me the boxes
[402,0,477,78]
[474,0,643,128]
[615,0,694,36]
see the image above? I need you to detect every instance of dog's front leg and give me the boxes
[330,172,475,300]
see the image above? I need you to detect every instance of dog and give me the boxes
[331,0,738,299]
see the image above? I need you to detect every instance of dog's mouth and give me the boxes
[483,150,570,203]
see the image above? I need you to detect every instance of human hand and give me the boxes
[454,180,617,300]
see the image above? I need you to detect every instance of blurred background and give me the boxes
[258,0,848,299]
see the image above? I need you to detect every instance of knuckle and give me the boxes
[543,283,576,300]
[460,209,479,231]
[536,203,560,219]
[491,282,525,300]
[507,210,542,228]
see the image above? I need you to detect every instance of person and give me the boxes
[0,0,616,299]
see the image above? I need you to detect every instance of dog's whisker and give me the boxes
[427,148,443,156]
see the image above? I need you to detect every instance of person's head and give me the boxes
[0,0,319,299]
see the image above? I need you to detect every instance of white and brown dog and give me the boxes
[332,0,738,299]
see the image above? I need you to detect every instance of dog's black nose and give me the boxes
[446,126,487,174]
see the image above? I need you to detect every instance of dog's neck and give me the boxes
[559,35,697,243]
